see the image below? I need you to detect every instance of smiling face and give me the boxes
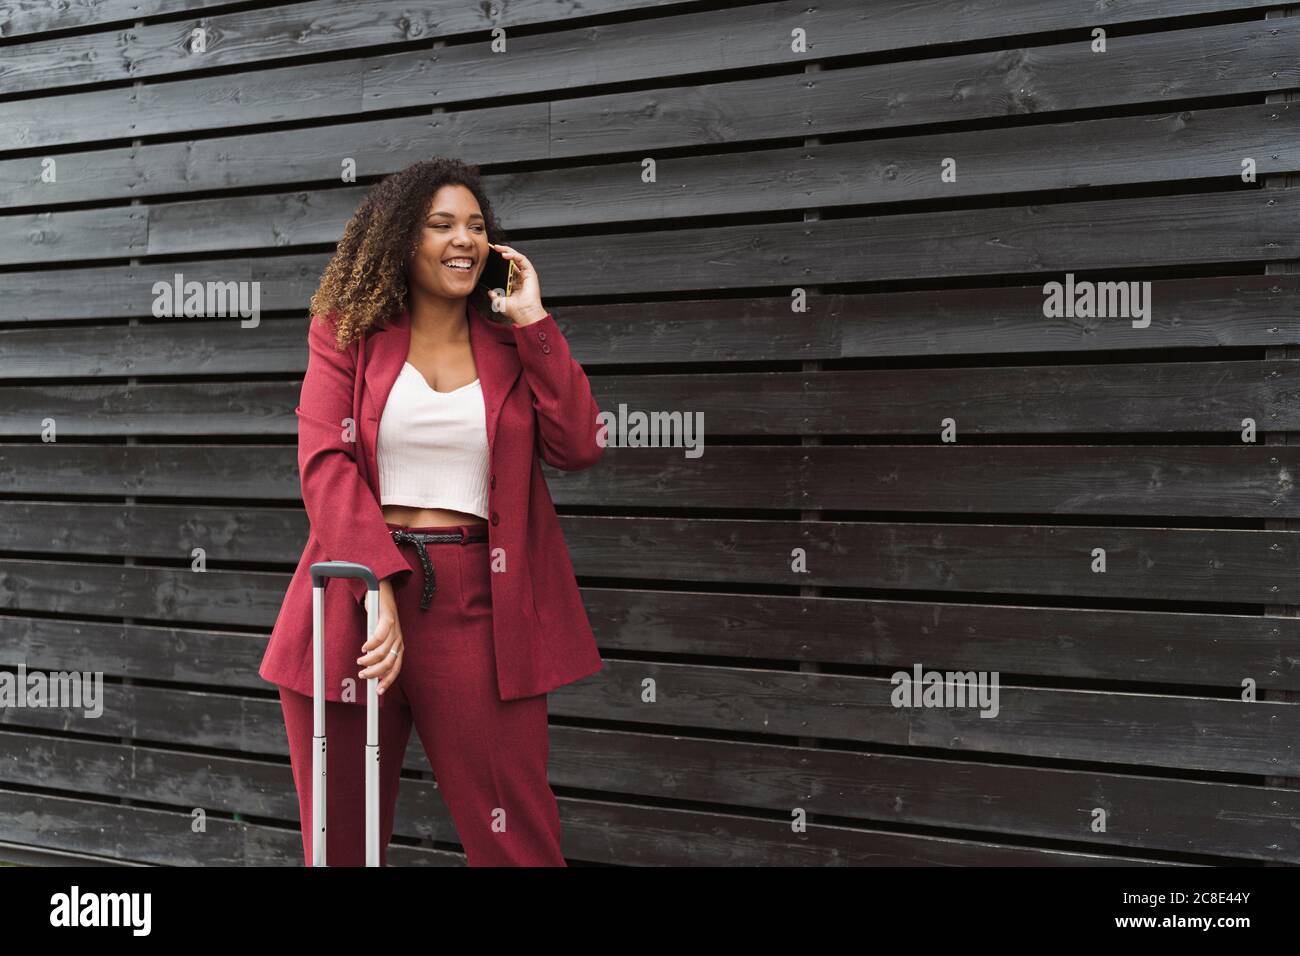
[409,184,490,302]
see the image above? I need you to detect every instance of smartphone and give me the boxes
[505,259,520,298]
[475,243,514,318]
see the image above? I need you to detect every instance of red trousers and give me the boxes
[276,522,566,866]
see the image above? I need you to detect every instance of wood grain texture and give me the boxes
[3,17,1298,150]
[1,0,1297,866]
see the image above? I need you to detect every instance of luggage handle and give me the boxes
[309,561,382,867]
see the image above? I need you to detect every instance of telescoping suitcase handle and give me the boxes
[310,561,382,867]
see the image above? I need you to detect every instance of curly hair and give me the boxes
[309,158,512,349]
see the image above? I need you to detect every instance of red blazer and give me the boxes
[258,301,605,706]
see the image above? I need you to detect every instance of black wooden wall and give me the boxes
[1,0,1299,865]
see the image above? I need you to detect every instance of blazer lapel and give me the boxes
[468,300,523,452]
[362,301,522,457]
[362,308,409,436]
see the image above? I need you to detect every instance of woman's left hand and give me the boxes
[487,243,548,327]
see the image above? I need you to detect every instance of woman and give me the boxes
[258,158,605,866]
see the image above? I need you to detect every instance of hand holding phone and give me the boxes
[486,242,547,326]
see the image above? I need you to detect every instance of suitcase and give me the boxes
[309,560,382,866]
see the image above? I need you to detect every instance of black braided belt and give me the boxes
[390,527,488,610]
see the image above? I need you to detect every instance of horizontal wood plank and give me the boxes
[4,18,1296,151]
[2,277,1297,361]
[5,192,1298,297]
[1,510,1298,604]
[0,674,1293,776]
[0,0,1274,91]
[0,0,245,40]
[5,101,1296,218]
[0,360,1296,436]
[0,786,1165,865]
[0,442,1297,519]
[0,728,1287,860]
[5,565,1300,691]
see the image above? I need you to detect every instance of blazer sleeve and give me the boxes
[511,311,605,471]
[297,313,412,607]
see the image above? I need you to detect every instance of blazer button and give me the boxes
[538,330,547,341]
[490,511,499,525]
[541,343,551,353]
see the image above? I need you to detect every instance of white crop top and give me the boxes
[376,362,490,519]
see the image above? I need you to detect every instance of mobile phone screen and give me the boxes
[477,245,510,299]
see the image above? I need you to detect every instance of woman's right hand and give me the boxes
[357,579,403,694]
